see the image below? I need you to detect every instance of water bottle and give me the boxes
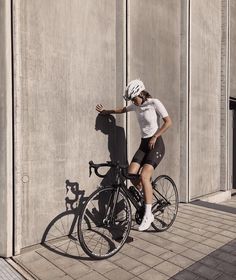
[129,186,142,202]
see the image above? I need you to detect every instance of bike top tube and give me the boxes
[89,160,140,181]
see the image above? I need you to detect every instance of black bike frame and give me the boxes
[114,181,143,212]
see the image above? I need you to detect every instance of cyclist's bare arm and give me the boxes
[96,104,126,115]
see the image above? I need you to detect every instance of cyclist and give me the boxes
[96,79,172,231]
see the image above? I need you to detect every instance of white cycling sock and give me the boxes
[145,204,152,217]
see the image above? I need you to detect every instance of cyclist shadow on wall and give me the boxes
[93,115,134,242]
[95,114,127,186]
[41,180,90,260]
[41,116,128,259]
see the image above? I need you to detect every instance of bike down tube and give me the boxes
[107,185,123,224]
[122,186,141,210]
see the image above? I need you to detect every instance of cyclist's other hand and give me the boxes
[96,104,106,114]
[149,136,157,150]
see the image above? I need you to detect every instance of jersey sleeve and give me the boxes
[125,103,136,112]
[153,99,169,118]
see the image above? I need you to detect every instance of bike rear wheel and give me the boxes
[78,186,132,259]
[151,175,178,231]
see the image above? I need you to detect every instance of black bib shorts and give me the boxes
[131,136,165,169]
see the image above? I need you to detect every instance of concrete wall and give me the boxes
[0,0,13,257]
[189,0,222,199]
[0,0,231,255]
[230,0,236,98]
[128,0,182,193]
[13,0,126,250]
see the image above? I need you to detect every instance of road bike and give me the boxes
[78,161,178,259]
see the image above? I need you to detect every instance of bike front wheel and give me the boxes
[78,186,132,259]
[152,175,179,231]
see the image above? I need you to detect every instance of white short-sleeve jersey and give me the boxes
[126,98,169,138]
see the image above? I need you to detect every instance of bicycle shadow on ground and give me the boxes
[41,180,91,260]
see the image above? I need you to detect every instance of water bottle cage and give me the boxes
[129,186,143,202]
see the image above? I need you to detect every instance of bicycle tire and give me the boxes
[78,186,132,259]
[151,175,179,231]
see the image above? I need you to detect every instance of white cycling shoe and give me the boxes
[138,214,154,231]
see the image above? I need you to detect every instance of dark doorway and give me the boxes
[230,97,236,189]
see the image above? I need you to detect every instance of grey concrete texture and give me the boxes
[230,0,236,98]
[12,0,126,250]
[189,0,222,199]
[0,0,13,257]
[128,0,182,190]
[12,195,236,280]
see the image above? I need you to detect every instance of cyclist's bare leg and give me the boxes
[138,164,155,231]
[128,162,142,189]
[140,164,154,204]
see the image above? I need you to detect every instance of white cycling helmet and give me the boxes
[123,79,145,101]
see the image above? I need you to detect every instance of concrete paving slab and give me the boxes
[187,262,222,280]
[59,262,92,279]
[80,259,118,274]
[77,271,108,280]
[154,261,183,277]
[201,238,225,249]
[11,196,236,280]
[139,268,169,280]
[121,246,144,259]
[180,248,206,261]
[168,254,195,269]
[137,254,164,267]
[129,263,150,276]
[114,255,143,271]
[172,270,199,280]
[104,267,134,280]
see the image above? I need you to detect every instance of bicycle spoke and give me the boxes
[152,175,179,231]
[78,187,131,259]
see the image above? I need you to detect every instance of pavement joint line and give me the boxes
[149,227,207,239]
[36,249,93,277]
[182,204,236,219]
[121,241,170,265]
[107,258,143,278]
[173,216,235,237]
[127,233,190,259]
[187,257,236,279]
[171,223,215,238]
[177,208,235,222]
[151,262,183,279]
[120,245,166,269]
[178,210,236,224]
[37,248,120,280]
[6,258,35,280]
[146,228,210,246]
[12,258,39,280]
[36,250,78,276]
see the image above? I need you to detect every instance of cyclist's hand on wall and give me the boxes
[96,104,106,114]
[149,136,157,150]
